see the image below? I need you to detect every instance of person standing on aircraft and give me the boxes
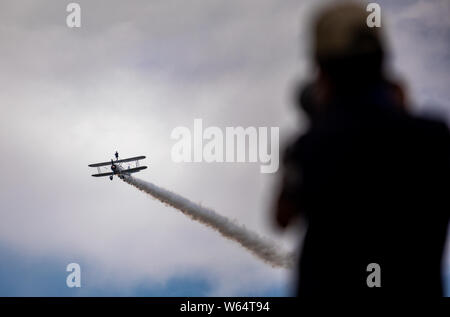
[115,151,119,161]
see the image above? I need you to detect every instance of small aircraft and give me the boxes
[88,152,147,181]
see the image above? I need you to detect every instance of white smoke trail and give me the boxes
[122,175,295,269]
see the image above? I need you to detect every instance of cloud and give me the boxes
[0,0,448,296]
[381,0,450,120]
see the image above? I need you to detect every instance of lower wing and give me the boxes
[91,166,147,177]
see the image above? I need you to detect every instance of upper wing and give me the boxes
[88,161,112,168]
[115,156,146,164]
[122,166,147,174]
[89,156,146,167]
[91,171,114,177]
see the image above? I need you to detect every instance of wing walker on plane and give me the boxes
[88,151,147,181]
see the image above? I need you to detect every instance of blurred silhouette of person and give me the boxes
[274,1,450,296]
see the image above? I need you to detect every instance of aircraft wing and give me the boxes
[115,156,146,164]
[91,172,114,177]
[88,161,112,168]
[123,166,147,174]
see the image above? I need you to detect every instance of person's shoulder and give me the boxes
[282,133,311,164]
[401,114,450,153]
[408,114,450,139]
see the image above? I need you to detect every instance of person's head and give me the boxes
[312,1,386,93]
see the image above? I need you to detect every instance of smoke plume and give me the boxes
[122,175,295,269]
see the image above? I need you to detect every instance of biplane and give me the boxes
[88,152,147,180]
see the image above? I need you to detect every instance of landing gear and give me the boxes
[109,175,113,181]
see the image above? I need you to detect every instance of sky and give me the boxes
[0,0,449,296]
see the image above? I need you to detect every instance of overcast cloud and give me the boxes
[0,0,449,296]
